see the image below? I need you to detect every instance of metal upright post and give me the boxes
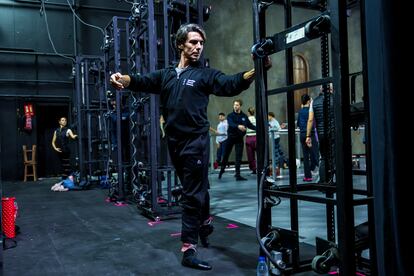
[283,0,300,267]
[163,0,170,68]
[252,0,271,252]
[75,56,84,180]
[74,55,107,183]
[330,0,356,274]
[113,17,125,200]
[147,0,160,213]
[84,60,93,178]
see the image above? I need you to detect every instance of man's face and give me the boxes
[180,31,204,62]
[233,102,241,113]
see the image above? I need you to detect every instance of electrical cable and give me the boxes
[65,0,105,36]
[129,94,141,198]
[40,0,75,62]
[128,19,140,197]
[103,91,112,192]
[253,53,285,271]
[256,165,285,271]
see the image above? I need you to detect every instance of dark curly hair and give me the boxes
[301,94,310,105]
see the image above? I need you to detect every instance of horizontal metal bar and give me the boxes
[352,188,370,196]
[275,183,370,196]
[266,189,338,204]
[349,71,363,77]
[1,0,130,14]
[274,183,333,193]
[0,94,70,100]
[353,197,374,206]
[0,79,73,84]
[266,189,373,206]
[0,49,74,57]
[267,77,333,95]
[267,11,330,54]
[352,169,367,176]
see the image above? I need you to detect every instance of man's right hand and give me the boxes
[110,73,130,89]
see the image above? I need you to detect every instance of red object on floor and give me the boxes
[2,197,17,238]
[157,196,167,204]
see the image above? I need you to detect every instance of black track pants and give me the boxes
[167,132,210,245]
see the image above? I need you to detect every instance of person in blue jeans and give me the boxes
[210,112,228,169]
[268,112,287,173]
[297,94,319,181]
[50,174,84,191]
[306,84,334,184]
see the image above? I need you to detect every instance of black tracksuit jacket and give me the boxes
[128,62,252,136]
[128,62,252,244]
[227,111,256,139]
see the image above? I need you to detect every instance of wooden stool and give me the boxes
[23,145,37,182]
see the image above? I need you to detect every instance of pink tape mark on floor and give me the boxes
[226,223,239,229]
[148,221,163,227]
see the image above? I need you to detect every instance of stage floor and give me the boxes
[2,168,368,275]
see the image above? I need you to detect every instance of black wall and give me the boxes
[0,0,131,180]
[0,97,72,180]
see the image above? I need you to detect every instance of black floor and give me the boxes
[2,176,337,276]
[2,178,264,276]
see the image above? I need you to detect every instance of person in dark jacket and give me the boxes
[306,84,334,183]
[218,99,256,181]
[110,23,271,270]
[297,94,319,181]
[52,117,77,179]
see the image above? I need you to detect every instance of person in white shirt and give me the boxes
[245,107,257,174]
[268,112,287,173]
[211,112,228,169]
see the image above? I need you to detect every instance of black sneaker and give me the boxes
[199,224,214,247]
[218,169,225,179]
[182,248,212,270]
[235,175,247,181]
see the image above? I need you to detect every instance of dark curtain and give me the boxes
[365,0,412,275]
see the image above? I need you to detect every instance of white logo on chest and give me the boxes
[182,79,196,87]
